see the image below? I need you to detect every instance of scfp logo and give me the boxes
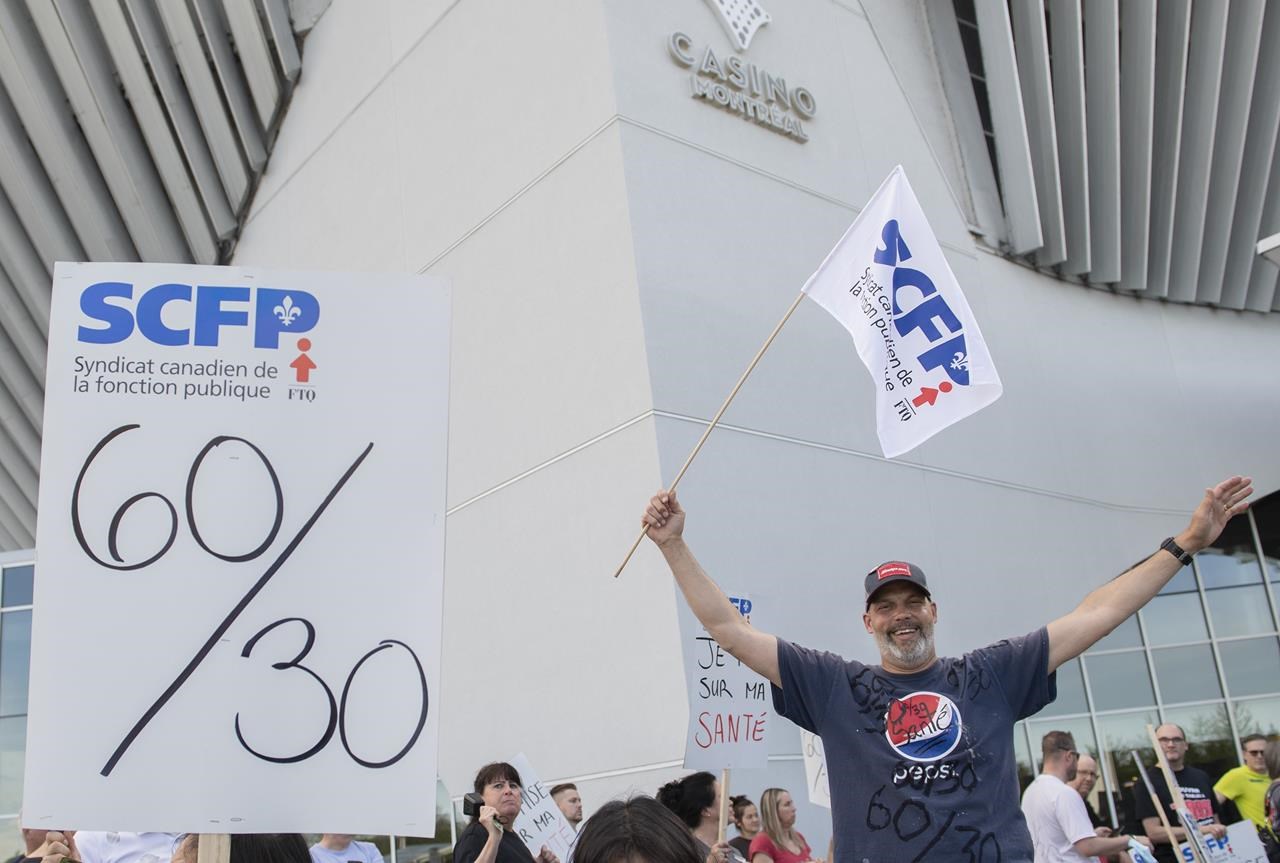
[874,220,970,387]
[77,282,319,349]
[884,691,962,762]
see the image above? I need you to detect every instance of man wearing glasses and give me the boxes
[1022,731,1150,862]
[1214,734,1272,832]
[1135,724,1226,862]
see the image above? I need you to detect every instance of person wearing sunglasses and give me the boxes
[1214,734,1273,833]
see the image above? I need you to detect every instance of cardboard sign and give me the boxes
[800,730,830,808]
[510,753,576,861]
[683,595,770,769]
[1177,820,1269,863]
[25,262,450,834]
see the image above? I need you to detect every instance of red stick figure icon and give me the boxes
[912,381,953,408]
[290,338,316,383]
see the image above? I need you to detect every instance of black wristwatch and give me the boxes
[1161,536,1193,566]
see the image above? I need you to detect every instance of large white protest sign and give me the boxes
[802,165,1002,457]
[26,262,450,834]
[509,754,577,861]
[683,594,770,770]
[1177,820,1268,863]
[799,731,830,808]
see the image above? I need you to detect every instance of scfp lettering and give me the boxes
[873,220,969,386]
[78,282,320,349]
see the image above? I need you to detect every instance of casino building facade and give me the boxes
[1,0,1280,856]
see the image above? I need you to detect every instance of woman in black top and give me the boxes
[728,797,760,859]
[453,762,559,863]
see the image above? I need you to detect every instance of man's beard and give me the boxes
[876,620,935,667]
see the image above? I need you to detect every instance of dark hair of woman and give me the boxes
[176,834,311,863]
[573,797,704,863]
[470,761,524,820]
[656,772,716,830]
[729,796,754,825]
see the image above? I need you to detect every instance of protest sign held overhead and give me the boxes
[683,594,770,770]
[26,262,450,835]
[802,166,1002,457]
[509,754,577,862]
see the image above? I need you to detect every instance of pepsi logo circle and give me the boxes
[884,691,962,762]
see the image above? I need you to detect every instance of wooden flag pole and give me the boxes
[1145,725,1208,863]
[718,767,731,845]
[614,291,808,578]
[1131,750,1177,859]
[198,834,231,863]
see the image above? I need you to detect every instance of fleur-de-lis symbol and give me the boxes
[950,352,969,372]
[274,296,301,326]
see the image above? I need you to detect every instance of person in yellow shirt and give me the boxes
[1215,734,1272,829]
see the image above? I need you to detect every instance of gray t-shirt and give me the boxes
[772,628,1056,863]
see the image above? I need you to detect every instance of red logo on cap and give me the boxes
[877,562,911,581]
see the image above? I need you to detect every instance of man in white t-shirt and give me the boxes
[309,836,383,863]
[74,832,179,863]
[1022,732,1149,863]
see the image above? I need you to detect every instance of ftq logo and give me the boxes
[77,281,319,349]
[884,691,962,762]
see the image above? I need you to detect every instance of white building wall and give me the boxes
[233,0,1280,844]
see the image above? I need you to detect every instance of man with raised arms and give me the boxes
[641,476,1253,863]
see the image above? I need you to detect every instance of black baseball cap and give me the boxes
[864,561,930,608]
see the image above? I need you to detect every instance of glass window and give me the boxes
[1028,715,1099,766]
[0,567,32,608]
[1161,702,1234,780]
[1089,616,1143,652]
[1196,550,1263,589]
[1096,708,1160,815]
[0,717,23,816]
[1013,720,1035,792]
[1234,696,1280,737]
[1205,585,1275,638]
[1084,651,1155,710]
[1219,637,1280,698]
[0,817,18,862]
[1160,565,1198,595]
[0,611,31,718]
[1141,594,1209,645]
[1151,645,1222,704]
[1040,658,1089,716]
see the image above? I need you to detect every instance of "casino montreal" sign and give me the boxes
[668,31,816,143]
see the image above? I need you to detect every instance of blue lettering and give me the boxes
[135,283,192,346]
[895,293,961,343]
[193,287,250,346]
[78,282,135,344]
[254,289,320,348]
[917,335,969,386]
[873,219,912,267]
[890,266,937,315]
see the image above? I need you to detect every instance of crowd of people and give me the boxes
[8,476,1261,863]
[456,762,826,863]
[1020,724,1280,863]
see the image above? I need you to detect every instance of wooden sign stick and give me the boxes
[198,834,230,863]
[718,767,731,845]
[614,292,807,578]
[1145,724,1208,863]
[1131,751,1176,857]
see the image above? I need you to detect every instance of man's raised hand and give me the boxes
[643,489,686,547]
[1180,476,1253,554]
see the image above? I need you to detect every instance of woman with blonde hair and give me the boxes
[748,789,820,863]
